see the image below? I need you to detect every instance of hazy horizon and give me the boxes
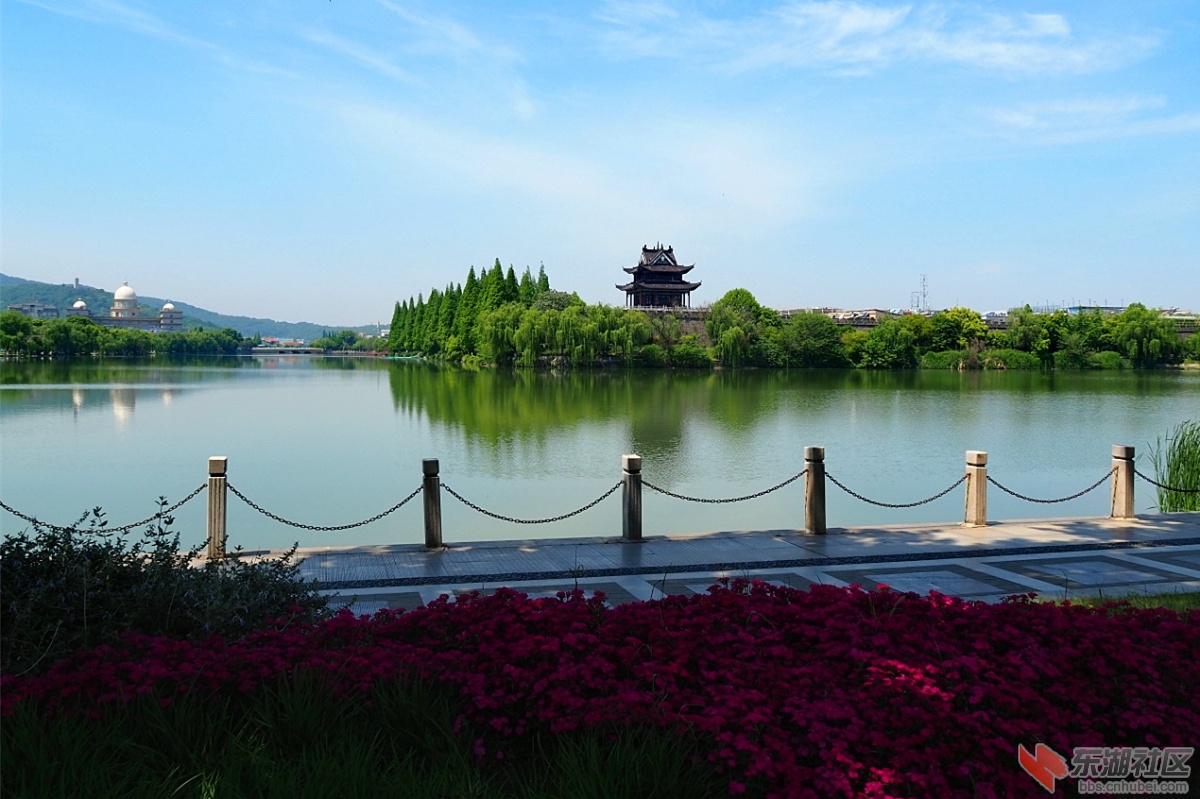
[4,2,1197,324]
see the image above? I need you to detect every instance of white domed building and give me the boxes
[64,283,183,332]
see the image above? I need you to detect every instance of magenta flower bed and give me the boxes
[3,581,1197,798]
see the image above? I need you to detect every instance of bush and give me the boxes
[0,505,330,676]
[979,348,1040,370]
[635,343,667,367]
[668,343,712,368]
[1085,351,1130,370]
[919,350,967,369]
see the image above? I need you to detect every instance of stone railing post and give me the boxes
[423,458,442,548]
[206,456,228,561]
[964,450,987,527]
[1111,445,1135,519]
[622,454,642,541]
[805,446,826,535]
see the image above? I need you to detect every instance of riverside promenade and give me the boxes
[263,513,1200,615]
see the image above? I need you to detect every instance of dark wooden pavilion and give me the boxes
[616,244,701,308]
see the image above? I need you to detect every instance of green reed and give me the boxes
[1151,420,1200,512]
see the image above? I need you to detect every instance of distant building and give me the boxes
[5,302,59,319]
[65,283,183,332]
[616,244,701,308]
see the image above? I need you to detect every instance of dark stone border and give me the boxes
[311,536,1200,590]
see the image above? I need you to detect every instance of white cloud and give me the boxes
[594,0,1156,75]
[985,96,1200,143]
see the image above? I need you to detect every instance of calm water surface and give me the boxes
[1,357,1196,551]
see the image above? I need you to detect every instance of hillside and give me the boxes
[0,274,376,341]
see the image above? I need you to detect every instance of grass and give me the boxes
[1057,588,1200,613]
[1,673,723,799]
[1150,419,1200,512]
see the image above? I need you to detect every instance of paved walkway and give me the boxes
[254,513,1200,615]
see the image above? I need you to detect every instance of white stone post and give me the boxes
[805,446,826,535]
[423,459,442,548]
[206,456,228,561]
[622,454,642,542]
[1111,445,1135,519]
[964,450,987,527]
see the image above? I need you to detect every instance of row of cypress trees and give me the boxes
[388,260,551,358]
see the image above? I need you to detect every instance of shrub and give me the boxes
[919,350,967,369]
[1085,351,1130,370]
[635,343,667,367]
[669,343,712,368]
[979,348,1040,370]
[0,505,330,676]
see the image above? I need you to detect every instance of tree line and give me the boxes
[386,275,1195,369]
[0,312,252,358]
[702,290,1195,369]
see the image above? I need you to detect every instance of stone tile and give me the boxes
[986,556,1182,591]
[822,564,1032,598]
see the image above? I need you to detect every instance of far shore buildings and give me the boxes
[617,244,701,309]
[64,283,184,333]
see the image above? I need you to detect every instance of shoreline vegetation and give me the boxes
[3,261,1197,369]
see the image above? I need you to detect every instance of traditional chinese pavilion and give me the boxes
[616,244,701,308]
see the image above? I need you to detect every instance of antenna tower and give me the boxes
[911,274,928,312]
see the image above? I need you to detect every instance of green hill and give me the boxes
[0,274,376,341]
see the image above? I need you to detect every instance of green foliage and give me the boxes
[669,342,712,368]
[1104,303,1181,367]
[0,507,330,676]
[782,312,849,367]
[919,350,968,369]
[929,307,988,351]
[531,290,582,312]
[0,315,250,358]
[1151,420,1200,512]
[978,349,1040,370]
[1182,333,1200,362]
[635,343,667,367]
[856,319,917,368]
[2,678,721,799]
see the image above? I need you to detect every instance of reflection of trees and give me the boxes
[388,363,725,462]
[0,356,256,386]
[387,362,1196,460]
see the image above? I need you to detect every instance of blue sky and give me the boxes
[3,1,1198,325]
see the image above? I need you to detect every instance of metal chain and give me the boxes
[1133,467,1200,494]
[826,473,966,508]
[441,481,621,524]
[227,483,423,531]
[0,483,208,535]
[987,469,1114,504]
[642,469,807,504]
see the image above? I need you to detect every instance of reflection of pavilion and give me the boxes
[110,388,135,426]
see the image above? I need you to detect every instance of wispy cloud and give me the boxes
[17,0,295,78]
[984,96,1200,143]
[595,1,1156,75]
[302,30,421,85]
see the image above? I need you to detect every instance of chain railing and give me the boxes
[0,484,207,535]
[1134,468,1200,494]
[826,473,967,509]
[227,483,424,531]
[643,469,807,504]
[3,446,1184,555]
[987,470,1115,504]
[441,481,622,524]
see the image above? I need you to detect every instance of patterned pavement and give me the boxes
[257,513,1200,615]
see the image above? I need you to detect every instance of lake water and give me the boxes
[1,357,1196,552]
